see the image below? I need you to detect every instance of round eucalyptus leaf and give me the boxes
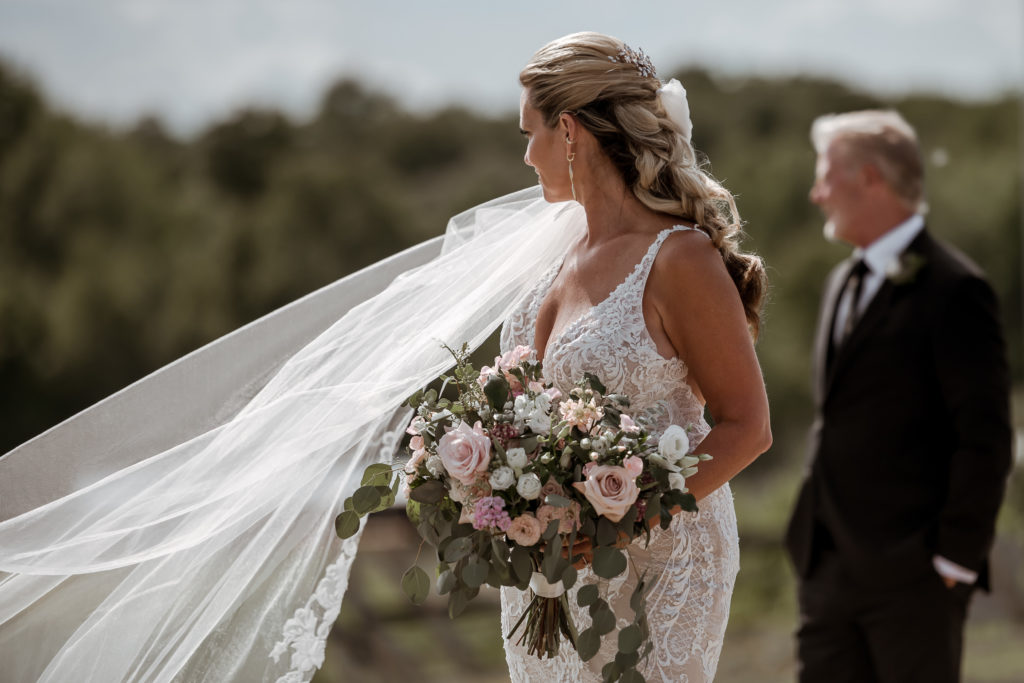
[592,546,627,579]
[401,565,430,605]
[577,584,600,607]
[334,510,360,539]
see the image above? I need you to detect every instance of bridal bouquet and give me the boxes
[336,344,708,682]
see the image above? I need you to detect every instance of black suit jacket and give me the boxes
[786,228,1013,590]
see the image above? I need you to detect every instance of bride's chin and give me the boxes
[538,183,572,204]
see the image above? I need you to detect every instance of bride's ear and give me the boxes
[558,112,579,143]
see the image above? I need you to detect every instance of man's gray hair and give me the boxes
[811,110,926,213]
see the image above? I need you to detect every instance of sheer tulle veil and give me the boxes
[0,186,584,682]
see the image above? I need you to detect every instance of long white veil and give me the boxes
[0,187,585,682]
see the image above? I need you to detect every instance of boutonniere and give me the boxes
[885,252,927,285]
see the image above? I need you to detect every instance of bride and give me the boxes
[500,33,770,681]
[0,32,769,683]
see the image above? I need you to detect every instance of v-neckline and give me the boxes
[532,227,680,362]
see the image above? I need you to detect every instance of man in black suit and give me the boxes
[786,110,1013,682]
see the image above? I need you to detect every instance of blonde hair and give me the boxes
[519,32,767,338]
[811,110,926,213]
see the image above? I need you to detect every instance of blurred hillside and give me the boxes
[1,58,1021,681]
[1,60,1019,461]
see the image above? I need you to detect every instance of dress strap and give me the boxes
[634,225,709,290]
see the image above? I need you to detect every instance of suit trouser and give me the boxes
[796,547,972,683]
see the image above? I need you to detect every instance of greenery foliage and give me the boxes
[0,59,1019,479]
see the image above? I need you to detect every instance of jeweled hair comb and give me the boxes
[608,43,656,79]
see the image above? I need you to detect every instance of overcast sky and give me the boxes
[0,0,1020,135]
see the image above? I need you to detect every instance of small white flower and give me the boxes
[658,425,690,464]
[506,447,529,470]
[559,451,572,469]
[490,466,516,490]
[592,437,608,455]
[534,392,553,413]
[526,411,552,435]
[425,455,445,476]
[517,472,543,500]
[668,472,688,492]
[290,632,326,673]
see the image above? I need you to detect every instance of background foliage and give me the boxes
[1,59,1021,680]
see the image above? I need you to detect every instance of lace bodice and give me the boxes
[499,226,740,683]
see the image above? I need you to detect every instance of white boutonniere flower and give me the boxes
[885,252,927,286]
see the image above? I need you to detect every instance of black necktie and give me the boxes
[838,259,870,343]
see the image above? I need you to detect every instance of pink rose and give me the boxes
[573,465,640,522]
[623,456,644,479]
[540,478,566,502]
[437,421,492,485]
[506,513,543,547]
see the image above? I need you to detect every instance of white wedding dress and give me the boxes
[499,226,740,682]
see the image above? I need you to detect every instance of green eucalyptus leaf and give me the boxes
[618,624,643,654]
[544,494,572,508]
[437,568,457,595]
[417,520,441,546]
[409,479,446,504]
[360,463,393,487]
[561,564,578,591]
[596,518,618,547]
[592,546,627,579]
[620,668,646,683]
[591,604,616,635]
[577,584,600,607]
[462,556,489,588]
[601,660,623,681]
[401,565,430,605]
[542,519,561,542]
[448,588,470,618]
[510,545,533,584]
[443,536,474,563]
[577,627,601,662]
[334,510,360,539]
[352,486,381,515]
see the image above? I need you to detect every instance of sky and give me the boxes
[0,0,1020,136]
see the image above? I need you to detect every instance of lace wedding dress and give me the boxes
[499,226,740,682]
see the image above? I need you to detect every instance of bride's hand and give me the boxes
[561,532,631,570]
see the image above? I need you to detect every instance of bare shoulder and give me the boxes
[647,227,734,301]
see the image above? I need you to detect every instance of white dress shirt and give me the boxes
[834,213,977,586]
[832,214,925,346]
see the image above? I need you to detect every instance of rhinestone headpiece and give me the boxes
[608,43,656,79]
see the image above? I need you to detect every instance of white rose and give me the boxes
[668,472,688,493]
[490,466,516,490]
[658,425,690,464]
[526,411,552,435]
[506,447,529,470]
[516,472,543,500]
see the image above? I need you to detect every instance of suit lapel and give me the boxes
[823,229,932,399]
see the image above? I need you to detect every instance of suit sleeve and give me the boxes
[931,273,1013,572]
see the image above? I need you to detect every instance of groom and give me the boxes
[786,110,1013,682]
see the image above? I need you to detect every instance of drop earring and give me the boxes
[565,135,577,201]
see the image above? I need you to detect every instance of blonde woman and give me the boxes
[500,32,771,682]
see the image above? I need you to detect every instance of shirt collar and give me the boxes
[853,214,925,274]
